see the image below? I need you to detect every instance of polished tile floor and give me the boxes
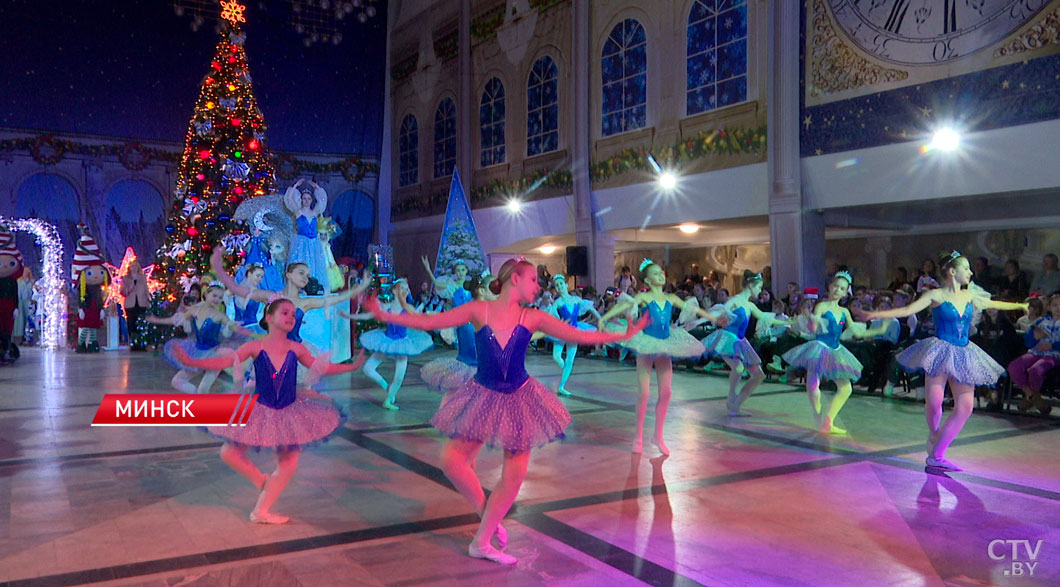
[0,347,1058,586]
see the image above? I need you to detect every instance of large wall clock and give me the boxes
[828,0,1051,65]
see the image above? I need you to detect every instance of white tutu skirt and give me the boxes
[360,329,433,356]
[782,340,863,381]
[607,323,705,358]
[701,330,761,366]
[431,376,571,452]
[419,357,476,395]
[203,392,346,452]
[162,339,223,373]
[288,234,330,292]
[897,337,1005,386]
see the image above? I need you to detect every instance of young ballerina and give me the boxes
[597,259,713,455]
[172,298,366,523]
[545,274,603,396]
[211,245,368,349]
[352,279,433,410]
[865,251,1028,471]
[152,284,257,394]
[782,271,886,434]
[701,271,784,417]
[284,179,330,290]
[230,264,266,335]
[419,274,497,395]
[365,258,648,564]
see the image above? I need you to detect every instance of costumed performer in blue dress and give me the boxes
[547,274,604,397]
[598,259,714,455]
[418,274,497,395]
[284,179,330,291]
[702,271,787,417]
[364,258,648,565]
[151,284,257,394]
[782,271,887,434]
[172,298,366,524]
[353,279,433,410]
[866,251,1027,472]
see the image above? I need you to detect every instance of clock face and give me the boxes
[828,0,1051,65]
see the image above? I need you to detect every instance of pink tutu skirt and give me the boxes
[897,337,1005,387]
[702,330,761,366]
[782,341,863,381]
[419,357,476,395]
[204,392,346,452]
[431,376,571,452]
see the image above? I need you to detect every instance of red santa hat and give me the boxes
[0,225,23,265]
[71,224,105,283]
[803,287,819,299]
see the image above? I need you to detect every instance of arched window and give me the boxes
[15,173,81,271]
[527,56,559,156]
[479,78,506,167]
[601,18,647,137]
[102,179,165,264]
[399,114,418,186]
[687,0,748,115]
[433,98,457,178]
[330,190,375,262]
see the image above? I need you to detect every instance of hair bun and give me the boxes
[258,317,269,331]
[489,279,502,295]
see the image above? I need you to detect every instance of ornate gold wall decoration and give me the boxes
[807,0,908,99]
[994,4,1060,58]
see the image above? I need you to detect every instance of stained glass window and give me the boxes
[527,56,559,156]
[687,0,748,115]
[480,78,506,166]
[601,19,647,137]
[433,98,456,178]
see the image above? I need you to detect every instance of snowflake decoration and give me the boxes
[221,233,251,252]
[182,199,208,216]
[220,0,246,25]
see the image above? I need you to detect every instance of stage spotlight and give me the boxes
[658,171,677,190]
[539,245,556,255]
[928,127,960,152]
[505,198,523,213]
[678,223,699,234]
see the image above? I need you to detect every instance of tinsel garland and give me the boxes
[392,125,767,215]
[2,135,378,180]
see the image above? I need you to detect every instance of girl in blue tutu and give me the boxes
[782,271,887,434]
[419,274,497,395]
[365,258,647,565]
[152,284,258,394]
[230,264,266,335]
[866,251,1027,471]
[547,274,604,396]
[172,298,366,524]
[701,271,787,416]
[355,279,433,410]
[598,259,714,455]
[284,179,331,290]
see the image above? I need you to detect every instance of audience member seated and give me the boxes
[1008,293,1060,415]
[999,259,1031,300]
[1030,253,1060,296]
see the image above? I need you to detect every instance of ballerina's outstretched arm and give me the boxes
[212,246,272,303]
[365,295,477,330]
[527,309,649,346]
[300,271,371,311]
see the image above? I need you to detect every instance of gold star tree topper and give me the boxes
[220,0,246,25]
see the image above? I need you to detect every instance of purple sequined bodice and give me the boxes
[253,350,298,409]
[473,324,531,393]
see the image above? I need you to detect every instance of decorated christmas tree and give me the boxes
[154,0,276,299]
[434,170,488,278]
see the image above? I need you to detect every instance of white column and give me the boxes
[768,0,825,290]
[377,3,396,245]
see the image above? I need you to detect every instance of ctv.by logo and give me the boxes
[989,539,1043,577]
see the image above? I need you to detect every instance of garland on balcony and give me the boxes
[1,134,378,181]
[392,125,767,216]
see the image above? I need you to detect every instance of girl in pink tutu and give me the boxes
[782,271,887,434]
[598,259,713,455]
[866,251,1027,471]
[365,258,647,565]
[701,271,786,416]
[173,298,365,524]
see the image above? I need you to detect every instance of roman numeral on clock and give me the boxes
[884,0,910,33]
[943,0,957,34]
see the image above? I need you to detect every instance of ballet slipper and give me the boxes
[818,416,846,434]
[651,435,669,456]
[556,388,572,397]
[726,399,751,417]
[925,456,963,472]
[249,510,290,524]
[469,542,517,565]
[382,400,399,411]
[493,523,508,550]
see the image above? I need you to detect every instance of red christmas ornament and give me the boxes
[234,186,243,194]
[247,139,259,150]
[198,150,210,159]
[196,173,205,180]
[228,56,236,64]
[231,118,241,126]
[187,227,198,236]
[211,61,221,70]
